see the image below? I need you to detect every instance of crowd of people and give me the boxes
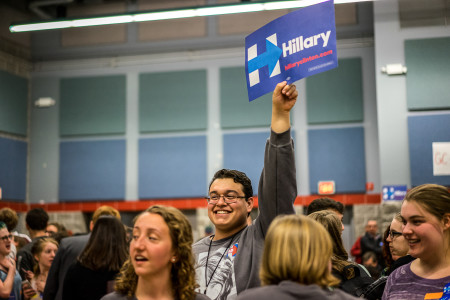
[0,81,449,300]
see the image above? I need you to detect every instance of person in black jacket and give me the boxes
[43,205,121,300]
[308,210,374,297]
[16,208,49,280]
[62,216,128,300]
[360,220,384,268]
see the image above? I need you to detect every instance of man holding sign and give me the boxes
[193,1,337,298]
[193,81,298,300]
[246,0,337,101]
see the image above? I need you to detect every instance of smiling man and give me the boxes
[193,81,298,300]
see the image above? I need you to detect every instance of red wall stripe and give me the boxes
[0,194,382,212]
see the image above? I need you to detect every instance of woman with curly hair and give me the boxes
[101,205,209,300]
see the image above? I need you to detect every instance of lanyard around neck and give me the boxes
[203,234,236,295]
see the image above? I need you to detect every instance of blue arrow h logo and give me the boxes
[248,39,282,74]
[248,33,282,87]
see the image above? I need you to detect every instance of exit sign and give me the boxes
[318,181,335,195]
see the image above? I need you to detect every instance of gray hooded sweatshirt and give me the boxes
[193,129,297,300]
[237,281,361,300]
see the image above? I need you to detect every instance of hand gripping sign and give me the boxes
[245,0,338,101]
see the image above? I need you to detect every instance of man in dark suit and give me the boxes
[360,219,384,268]
[43,206,121,300]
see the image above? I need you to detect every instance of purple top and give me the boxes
[382,262,450,300]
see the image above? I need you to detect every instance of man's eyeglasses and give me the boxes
[205,194,246,204]
[0,234,12,242]
[388,230,402,239]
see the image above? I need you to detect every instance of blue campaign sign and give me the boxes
[245,0,337,101]
[382,185,408,201]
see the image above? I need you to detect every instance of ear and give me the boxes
[246,197,254,213]
[89,221,94,231]
[170,248,178,259]
[34,254,39,262]
[443,213,450,230]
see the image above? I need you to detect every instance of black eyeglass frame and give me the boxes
[0,234,13,242]
[205,194,247,204]
[388,230,402,239]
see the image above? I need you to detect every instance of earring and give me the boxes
[171,257,176,263]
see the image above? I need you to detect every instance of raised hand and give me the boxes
[272,81,298,114]
[271,81,298,133]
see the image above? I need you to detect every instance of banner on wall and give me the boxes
[382,185,407,201]
[245,0,338,101]
[433,142,450,175]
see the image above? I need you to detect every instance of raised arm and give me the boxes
[256,81,298,236]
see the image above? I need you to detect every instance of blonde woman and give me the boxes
[101,205,209,300]
[237,215,358,300]
[28,237,58,299]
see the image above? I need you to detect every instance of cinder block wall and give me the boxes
[352,202,402,240]
[15,212,87,235]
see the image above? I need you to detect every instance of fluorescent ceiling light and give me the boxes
[133,9,197,22]
[9,0,375,33]
[12,21,73,32]
[72,15,134,27]
[263,0,326,10]
[196,3,265,16]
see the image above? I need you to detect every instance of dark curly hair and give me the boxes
[25,208,49,231]
[114,205,197,300]
[209,169,253,199]
[0,208,19,231]
[306,197,344,215]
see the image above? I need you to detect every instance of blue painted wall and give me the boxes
[0,137,27,201]
[308,127,366,193]
[408,113,450,187]
[139,135,207,198]
[59,139,126,201]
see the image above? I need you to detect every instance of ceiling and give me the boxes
[2,0,449,28]
[3,0,135,20]
[399,0,450,28]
